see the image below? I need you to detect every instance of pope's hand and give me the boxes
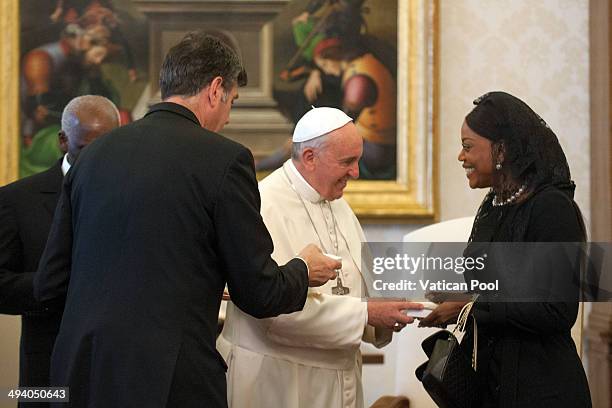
[367,299,423,331]
[298,244,341,287]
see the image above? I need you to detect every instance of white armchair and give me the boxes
[392,217,474,407]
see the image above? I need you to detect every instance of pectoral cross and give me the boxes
[332,274,350,296]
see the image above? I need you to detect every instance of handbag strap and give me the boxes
[452,301,478,371]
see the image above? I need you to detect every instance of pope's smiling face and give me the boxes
[311,123,363,200]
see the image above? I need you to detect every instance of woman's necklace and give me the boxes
[492,184,526,207]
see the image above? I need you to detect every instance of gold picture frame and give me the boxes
[344,0,438,221]
[0,0,20,186]
[0,0,438,221]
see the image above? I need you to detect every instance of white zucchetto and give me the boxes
[292,107,353,143]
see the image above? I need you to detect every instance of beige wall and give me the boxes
[437,0,590,224]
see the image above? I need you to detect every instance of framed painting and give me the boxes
[0,0,438,220]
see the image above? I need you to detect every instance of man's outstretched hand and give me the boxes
[298,244,341,287]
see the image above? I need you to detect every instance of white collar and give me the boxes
[61,154,71,176]
[284,159,324,203]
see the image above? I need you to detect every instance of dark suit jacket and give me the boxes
[0,160,64,406]
[34,103,309,408]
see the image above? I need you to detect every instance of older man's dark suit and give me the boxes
[34,103,309,408]
[0,160,63,406]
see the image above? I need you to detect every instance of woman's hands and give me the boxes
[418,301,468,328]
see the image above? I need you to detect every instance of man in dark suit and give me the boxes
[34,32,339,408]
[0,95,120,406]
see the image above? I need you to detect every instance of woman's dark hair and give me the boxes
[159,31,247,100]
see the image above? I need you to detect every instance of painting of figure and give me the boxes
[19,0,397,180]
[9,0,435,217]
[265,0,398,180]
[19,0,147,177]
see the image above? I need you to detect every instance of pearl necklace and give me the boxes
[492,184,526,207]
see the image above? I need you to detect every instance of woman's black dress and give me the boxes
[464,185,591,408]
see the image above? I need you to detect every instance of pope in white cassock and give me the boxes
[217,107,422,408]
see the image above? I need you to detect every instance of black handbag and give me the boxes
[415,302,479,408]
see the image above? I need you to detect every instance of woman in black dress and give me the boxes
[420,91,591,407]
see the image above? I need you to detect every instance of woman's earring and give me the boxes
[495,163,502,170]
